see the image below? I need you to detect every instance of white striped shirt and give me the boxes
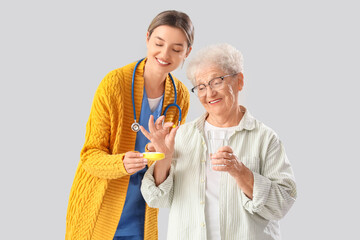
[141,108,297,240]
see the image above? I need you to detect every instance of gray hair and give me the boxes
[186,43,244,86]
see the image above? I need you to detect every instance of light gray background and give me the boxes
[1,0,359,239]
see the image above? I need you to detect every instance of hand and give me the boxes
[123,151,147,174]
[211,146,254,199]
[140,115,179,186]
[140,115,179,158]
[211,146,246,178]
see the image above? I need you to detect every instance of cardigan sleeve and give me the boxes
[241,135,297,221]
[177,82,190,125]
[80,74,130,179]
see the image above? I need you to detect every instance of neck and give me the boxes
[143,61,167,98]
[207,105,244,127]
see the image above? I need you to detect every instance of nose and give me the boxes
[160,46,171,60]
[206,85,216,97]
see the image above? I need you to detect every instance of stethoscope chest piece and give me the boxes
[131,122,140,132]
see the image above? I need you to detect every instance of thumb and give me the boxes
[168,126,179,144]
[147,143,156,152]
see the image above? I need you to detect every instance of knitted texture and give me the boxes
[66,59,190,240]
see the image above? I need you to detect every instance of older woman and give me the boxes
[140,43,297,240]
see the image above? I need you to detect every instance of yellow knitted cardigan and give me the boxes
[66,59,189,240]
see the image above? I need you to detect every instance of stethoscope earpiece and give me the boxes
[131,58,182,132]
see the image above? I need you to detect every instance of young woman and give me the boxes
[65,10,194,240]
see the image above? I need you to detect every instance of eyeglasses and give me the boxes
[191,73,238,97]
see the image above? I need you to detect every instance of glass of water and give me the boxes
[207,130,228,170]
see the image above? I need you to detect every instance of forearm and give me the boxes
[242,172,296,221]
[141,163,174,208]
[153,158,172,186]
[234,166,254,199]
[81,148,129,179]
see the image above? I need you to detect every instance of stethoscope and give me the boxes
[131,58,182,132]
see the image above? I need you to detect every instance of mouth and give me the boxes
[208,98,222,105]
[156,58,170,66]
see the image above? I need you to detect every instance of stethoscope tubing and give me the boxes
[131,58,181,132]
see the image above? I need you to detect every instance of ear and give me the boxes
[146,32,150,45]
[237,72,244,91]
[185,46,192,59]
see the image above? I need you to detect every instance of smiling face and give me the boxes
[146,25,191,75]
[195,65,244,123]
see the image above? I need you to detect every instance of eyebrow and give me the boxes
[155,36,185,47]
[196,75,222,85]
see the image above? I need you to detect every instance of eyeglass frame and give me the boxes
[191,73,239,96]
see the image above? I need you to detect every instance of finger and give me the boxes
[218,146,233,153]
[212,157,234,166]
[168,126,179,144]
[212,165,229,172]
[160,123,172,135]
[125,161,147,168]
[125,151,143,158]
[148,115,156,133]
[124,157,147,164]
[211,158,226,165]
[140,126,151,140]
[162,122,174,132]
[124,158,147,173]
[212,152,233,160]
[126,164,147,174]
[155,115,165,130]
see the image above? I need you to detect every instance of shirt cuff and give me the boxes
[242,171,272,214]
[141,162,174,207]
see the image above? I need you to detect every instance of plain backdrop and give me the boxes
[1,0,359,239]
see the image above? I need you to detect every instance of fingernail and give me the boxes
[139,153,143,157]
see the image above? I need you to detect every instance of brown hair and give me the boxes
[147,10,194,48]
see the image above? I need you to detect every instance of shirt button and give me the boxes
[201,178,205,183]
[201,222,206,227]
[201,159,206,163]
[200,201,205,205]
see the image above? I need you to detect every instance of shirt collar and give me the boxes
[194,106,256,133]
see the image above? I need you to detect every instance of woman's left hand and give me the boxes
[211,146,254,199]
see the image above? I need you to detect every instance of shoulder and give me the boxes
[98,61,137,93]
[175,120,200,147]
[176,117,201,137]
[171,75,190,95]
[171,75,190,107]
[251,117,281,146]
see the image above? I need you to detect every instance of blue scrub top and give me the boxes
[114,88,164,238]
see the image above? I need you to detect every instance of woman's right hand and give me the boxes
[123,151,147,174]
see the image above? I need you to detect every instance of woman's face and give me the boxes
[195,65,243,119]
[146,25,191,74]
